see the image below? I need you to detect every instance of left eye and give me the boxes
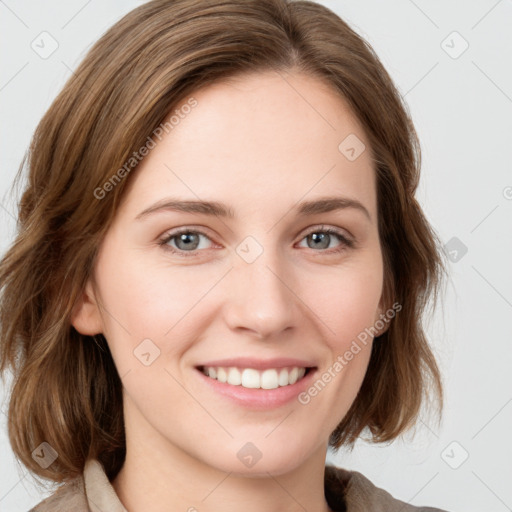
[159,226,353,257]
[297,228,353,252]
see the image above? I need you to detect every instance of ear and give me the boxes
[373,300,391,338]
[70,278,104,335]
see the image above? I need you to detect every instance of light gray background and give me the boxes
[1,1,511,511]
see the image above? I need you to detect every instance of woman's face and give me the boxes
[73,70,385,475]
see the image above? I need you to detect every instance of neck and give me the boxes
[112,411,333,512]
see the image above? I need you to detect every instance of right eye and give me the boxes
[158,228,215,257]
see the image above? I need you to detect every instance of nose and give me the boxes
[222,242,300,339]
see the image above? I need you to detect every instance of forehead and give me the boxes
[119,70,377,221]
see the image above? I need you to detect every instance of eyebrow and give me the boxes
[134,196,372,222]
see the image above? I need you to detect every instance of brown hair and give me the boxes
[0,0,446,483]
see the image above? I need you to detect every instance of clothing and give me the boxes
[29,459,448,512]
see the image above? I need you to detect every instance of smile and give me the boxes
[198,366,312,389]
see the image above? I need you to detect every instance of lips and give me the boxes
[195,361,319,409]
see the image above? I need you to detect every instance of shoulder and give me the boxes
[325,464,450,512]
[29,476,88,512]
[29,460,127,512]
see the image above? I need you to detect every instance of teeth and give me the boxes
[227,367,242,386]
[278,368,289,387]
[216,367,227,383]
[242,368,260,389]
[261,369,278,389]
[201,366,307,389]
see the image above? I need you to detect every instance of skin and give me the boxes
[72,69,388,512]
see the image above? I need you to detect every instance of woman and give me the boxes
[0,0,448,510]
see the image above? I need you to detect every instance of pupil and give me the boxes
[311,232,329,249]
[178,233,198,250]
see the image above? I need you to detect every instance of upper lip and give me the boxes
[196,357,317,371]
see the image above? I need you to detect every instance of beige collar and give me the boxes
[84,460,128,512]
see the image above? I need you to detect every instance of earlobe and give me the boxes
[376,316,390,337]
[70,279,104,335]
[374,304,391,338]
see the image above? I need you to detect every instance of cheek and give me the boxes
[312,255,383,348]
[301,268,380,431]
[93,247,220,366]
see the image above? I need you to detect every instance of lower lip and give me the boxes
[195,367,317,410]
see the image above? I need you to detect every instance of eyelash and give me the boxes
[158,225,354,258]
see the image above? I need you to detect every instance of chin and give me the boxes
[202,440,314,477]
